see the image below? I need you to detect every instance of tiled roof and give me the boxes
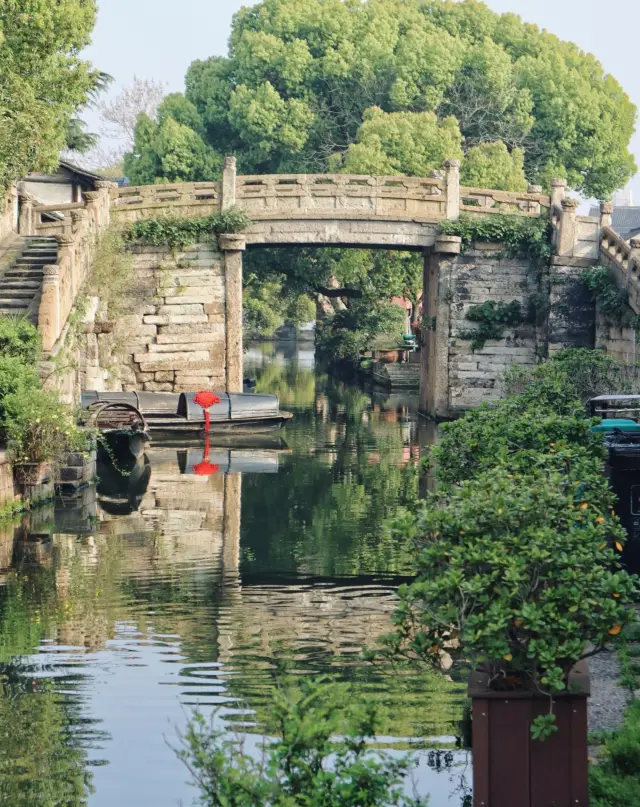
[589,205,640,240]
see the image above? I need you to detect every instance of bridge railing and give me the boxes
[35,183,114,352]
[460,186,551,217]
[110,168,559,230]
[110,181,221,222]
[235,173,448,220]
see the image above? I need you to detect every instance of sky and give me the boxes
[83,0,640,204]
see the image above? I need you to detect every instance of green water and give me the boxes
[0,342,469,806]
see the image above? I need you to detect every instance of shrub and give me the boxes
[317,303,406,362]
[590,702,640,805]
[176,677,428,807]
[0,316,41,364]
[503,348,640,404]
[0,358,40,423]
[4,389,92,466]
[383,466,637,735]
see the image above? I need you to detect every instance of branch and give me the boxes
[315,286,363,298]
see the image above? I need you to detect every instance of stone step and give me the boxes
[5,270,44,279]
[0,299,29,309]
[0,288,36,299]
[0,280,40,290]
[15,257,56,265]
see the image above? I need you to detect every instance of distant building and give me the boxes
[21,159,104,207]
[589,203,640,242]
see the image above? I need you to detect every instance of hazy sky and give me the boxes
[84,0,640,202]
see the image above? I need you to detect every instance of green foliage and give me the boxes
[590,702,640,806]
[0,357,40,423]
[333,107,463,176]
[0,316,41,363]
[124,111,222,186]
[440,213,552,269]
[4,389,92,466]
[460,300,522,351]
[122,207,252,250]
[176,678,428,807]
[0,1,100,189]
[384,351,639,740]
[87,228,134,317]
[317,303,406,362]
[581,266,640,331]
[244,275,315,339]
[131,0,639,198]
[502,348,640,405]
[460,141,527,191]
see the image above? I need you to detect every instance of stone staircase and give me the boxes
[0,237,58,320]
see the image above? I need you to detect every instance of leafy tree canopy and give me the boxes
[126,0,637,198]
[0,1,100,188]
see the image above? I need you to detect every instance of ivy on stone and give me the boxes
[581,266,640,332]
[440,213,552,270]
[122,206,251,250]
[460,299,523,352]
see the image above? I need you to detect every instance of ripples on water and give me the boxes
[0,342,469,806]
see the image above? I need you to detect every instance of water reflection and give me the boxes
[0,342,469,806]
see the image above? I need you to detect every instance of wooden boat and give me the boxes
[82,390,293,434]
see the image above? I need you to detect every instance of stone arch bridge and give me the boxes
[16,157,633,418]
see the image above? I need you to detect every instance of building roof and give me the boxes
[58,159,105,183]
[589,205,640,240]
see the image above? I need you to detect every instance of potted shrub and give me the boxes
[383,452,638,807]
[4,389,92,487]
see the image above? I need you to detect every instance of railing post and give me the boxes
[221,156,237,212]
[17,191,35,236]
[219,233,246,394]
[600,202,614,231]
[527,185,542,216]
[39,265,61,352]
[551,178,567,210]
[445,160,460,221]
[558,198,579,257]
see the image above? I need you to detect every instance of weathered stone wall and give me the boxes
[448,245,538,412]
[101,243,228,392]
[421,240,539,417]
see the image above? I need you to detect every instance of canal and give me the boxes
[0,342,468,806]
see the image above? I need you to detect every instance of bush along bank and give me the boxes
[0,316,93,498]
[381,350,639,748]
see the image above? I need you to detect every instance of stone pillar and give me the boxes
[557,198,579,258]
[18,196,34,236]
[550,178,567,211]
[219,233,246,394]
[600,202,614,231]
[55,234,77,298]
[83,191,101,237]
[420,235,461,419]
[628,237,640,279]
[39,265,61,352]
[527,185,542,216]
[221,156,237,212]
[445,160,460,221]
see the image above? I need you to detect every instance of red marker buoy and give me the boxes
[193,391,221,434]
[193,436,220,476]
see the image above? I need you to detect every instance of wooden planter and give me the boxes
[469,662,590,807]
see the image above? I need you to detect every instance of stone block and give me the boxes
[143,382,174,392]
[163,294,221,306]
[135,372,155,383]
[155,372,175,382]
[137,359,215,373]
[159,322,225,335]
[157,304,205,316]
[173,375,215,387]
[134,350,210,364]
[156,330,224,344]
[144,314,208,325]
[148,342,220,354]
[204,303,225,316]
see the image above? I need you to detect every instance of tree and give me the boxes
[146,0,636,197]
[0,1,100,189]
[460,141,527,191]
